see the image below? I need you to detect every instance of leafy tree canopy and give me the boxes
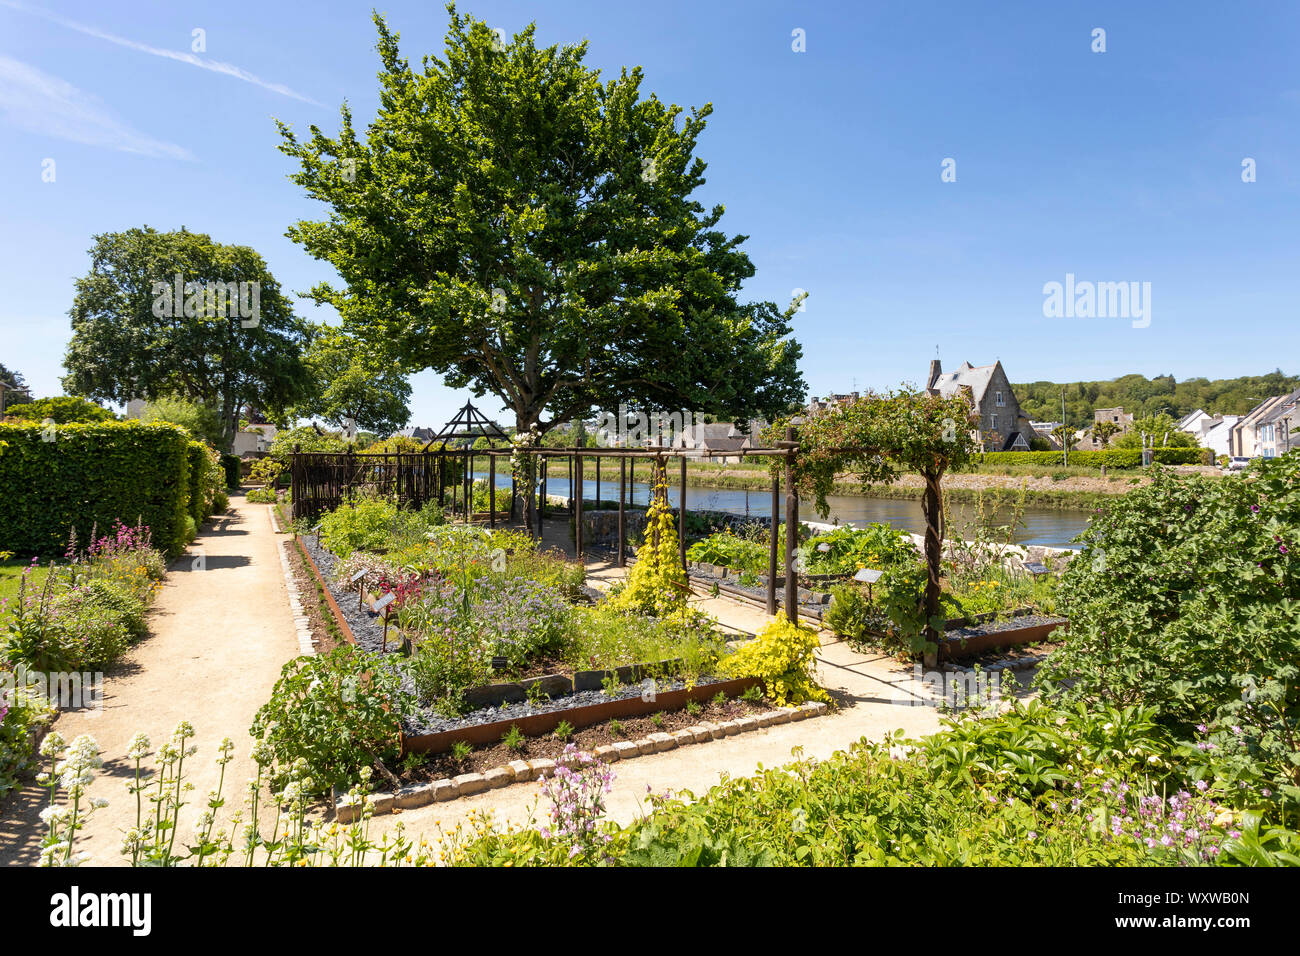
[0,363,30,408]
[1014,370,1299,424]
[277,5,804,437]
[2,395,115,424]
[61,226,311,452]
[1112,414,1198,449]
[139,393,225,447]
[293,328,412,437]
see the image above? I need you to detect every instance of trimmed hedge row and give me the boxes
[977,448,1206,468]
[0,421,223,558]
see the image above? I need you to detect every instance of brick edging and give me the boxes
[269,505,315,657]
[335,700,830,823]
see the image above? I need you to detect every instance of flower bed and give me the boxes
[267,489,832,800]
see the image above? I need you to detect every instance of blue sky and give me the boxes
[1,0,1297,429]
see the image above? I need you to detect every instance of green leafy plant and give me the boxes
[451,740,473,763]
[251,645,410,792]
[553,720,575,741]
[502,725,527,753]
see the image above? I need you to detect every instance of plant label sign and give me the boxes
[1023,562,1051,577]
[853,568,884,584]
[349,569,367,584]
[311,523,323,534]
[373,592,396,613]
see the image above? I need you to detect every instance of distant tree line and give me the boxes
[1014,370,1299,425]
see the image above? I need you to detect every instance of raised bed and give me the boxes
[402,675,762,754]
[939,615,1066,660]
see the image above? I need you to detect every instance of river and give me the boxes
[472,472,1090,549]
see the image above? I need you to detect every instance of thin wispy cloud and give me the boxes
[0,55,194,159]
[0,0,322,106]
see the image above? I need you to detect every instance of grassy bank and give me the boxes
[561,461,1119,511]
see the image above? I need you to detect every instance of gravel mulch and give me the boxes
[395,694,774,784]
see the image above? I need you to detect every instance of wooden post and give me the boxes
[489,453,496,528]
[595,455,601,508]
[537,457,546,538]
[784,426,798,624]
[291,443,302,520]
[574,451,583,558]
[679,454,687,571]
[768,473,779,615]
[618,456,626,567]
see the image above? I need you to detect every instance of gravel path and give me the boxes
[0,497,301,867]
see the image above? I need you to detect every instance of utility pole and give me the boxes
[1061,387,1068,467]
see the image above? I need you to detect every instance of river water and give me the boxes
[473,472,1090,549]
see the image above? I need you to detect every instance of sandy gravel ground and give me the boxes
[0,497,300,867]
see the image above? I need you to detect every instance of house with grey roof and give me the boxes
[675,420,763,462]
[925,359,1039,451]
[1230,389,1300,459]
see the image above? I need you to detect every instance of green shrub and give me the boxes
[2,396,114,424]
[246,487,278,504]
[976,448,1202,468]
[318,497,399,558]
[717,617,828,706]
[251,645,410,792]
[0,421,192,557]
[797,523,917,575]
[1037,453,1300,734]
[447,700,1300,867]
[823,582,888,644]
[687,529,768,575]
[0,688,54,800]
[220,453,241,491]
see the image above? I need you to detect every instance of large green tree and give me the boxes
[292,329,411,437]
[277,6,804,439]
[62,227,311,451]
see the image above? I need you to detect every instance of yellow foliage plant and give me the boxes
[718,616,830,707]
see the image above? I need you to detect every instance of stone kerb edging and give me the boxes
[269,504,316,657]
[335,700,829,823]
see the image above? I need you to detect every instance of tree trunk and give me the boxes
[921,470,945,668]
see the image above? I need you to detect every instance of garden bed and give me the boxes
[402,690,773,777]
[939,614,1067,660]
[338,698,831,821]
[404,674,759,742]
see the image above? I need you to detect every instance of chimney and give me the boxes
[927,359,942,391]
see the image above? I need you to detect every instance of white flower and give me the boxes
[126,733,151,760]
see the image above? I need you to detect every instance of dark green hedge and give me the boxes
[977,448,1205,468]
[0,421,192,557]
[220,453,242,491]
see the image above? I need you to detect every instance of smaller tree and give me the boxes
[292,330,411,437]
[774,389,980,666]
[1050,423,1074,451]
[3,396,114,424]
[1112,414,1197,449]
[1090,419,1121,448]
[0,363,30,410]
[139,394,224,446]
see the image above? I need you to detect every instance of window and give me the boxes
[991,414,999,431]
[1262,424,1274,443]
[995,391,1005,406]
